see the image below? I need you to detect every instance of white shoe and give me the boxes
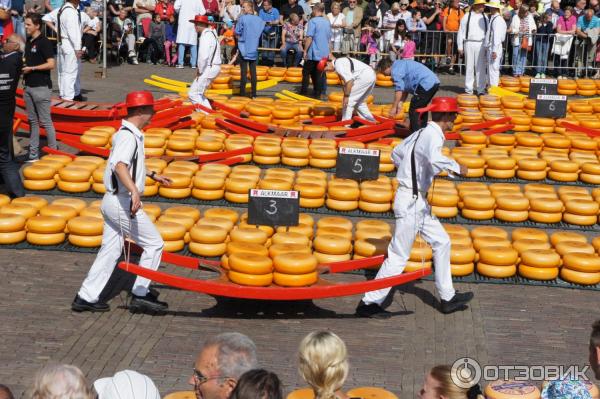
[535,73,541,78]
[541,73,546,78]
[176,64,184,69]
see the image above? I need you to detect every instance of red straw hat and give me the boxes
[189,15,210,24]
[417,97,460,113]
[316,56,329,72]
[124,91,156,109]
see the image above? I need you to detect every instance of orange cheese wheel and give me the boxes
[479,246,518,266]
[226,241,268,257]
[23,165,56,180]
[495,195,528,211]
[68,234,102,248]
[0,203,38,219]
[518,265,559,280]
[451,262,475,276]
[511,228,548,242]
[190,225,228,244]
[473,237,511,252]
[562,253,600,272]
[470,226,509,239]
[23,179,56,191]
[529,198,563,213]
[313,234,352,255]
[163,239,185,252]
[228,270,273,286]
[560,267,600,285]
[461,208,494,220]
[450,244,476,264]
[197,217,235,232]
[67,216,103,236]
[39,205,77,220]
[273,271,318,287]
[273,253,318,274]
[564,199,599,216]
[26,231,65,245]
[516,170,546,180]
[269,243,312,258]
[11,196,48,211]
[555,241,595,256]
[0,214,27,233]
[476,263,517,278]
[520,249,560,268]
[495,209,529,222]
[271,231,310,246]
[229,253,273,274]
[57,181,91,193]
[513,239,552,255]
[550,231,587,246]
[0,230,26,244]
[563,212,598,226]
[230,227,268,244]
[155,221,186,241]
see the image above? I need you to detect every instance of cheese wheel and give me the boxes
[451,244,476,264]
[0,203,38,219]
[197,217,234,233]
[409,244,433,262]
[477,263,517,278]
[560,267,600,285]
[512,228,548,242]
[404,260,432,272]
[495,195,528,211]
[163,206,201,222]
[23,179,56,191]
[479,246,518,266]
[431,206,458,218]
[39,205,77,220]
[58,167,91,183]
[155,221,186,241]
[313,251,351,264]
[517,264,559,280]
[67,216,103,236]
[327,184,360,201]
[461,208,494,220]
[26,232,65,245]
[270,232,310,247]
[313,234,352,255]
[580,173,600,184]
[550,231,587,246]
[428,192,459,207]
[0,230,26,244]
[519,248,560,268]
[462,195,495,211]
[548,170,578,182]
[0,214,27,233]
[550,160,579,173]
[228,270,273,286]
[470,226,509,239]
[529,198,563,213]
[324,198,358,211]
[229,227,268,244]
[516,170,546,180]
[563,212,597,226]
[316,226,352,241]
[517,158,547,171]
[229,253,273,275]
[353,238,390,257]
[273,253,318,274]
[68,234,102,247]
[562,252,600,273]
[57,181,91,193]
[162,239,184,253]
[450,262,474,276]
[225,241,267,257]
[494,209,529,222]
[269,243,311,258]
[273,271,318,287]
[316,216,352,230]
[188,225,228,244]
[555,241,595,256]
[513,239,551,254]
[11,196,48,211]
[473,237,511,252]
[23,165,56,180]
[564,199,599,216]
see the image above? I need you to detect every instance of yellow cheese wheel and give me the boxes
[225,241,268,257]
[51,198,87,213]
[494,209,529,222]
[230,227,268,244]
[188,242,226,257]
[473,237,511,252]
[0,203,38,219]
[0,213,27,233]
[404,260,432,272]
[550,160,579,173]
[547,170,578,182]
[316,216,352,230]
[555,241,595,256]
[564,199,599,216]
[39,205,77,220]
[550,231,587,246]
[23,179,56,191]
[462,195,495,210]
[273,253,318,274]
[580,173,600,184]
[68,234,102,247]
[269,243,311,258]
[0,230,26,244]
[228,270,273,286]
[273,271,318,287]
[67,216,103,236]
[58,167,91,183]
[190,188,224,200]
[353,238,389,257]
[495,195,528,211]
[517,264,559,280]
[562,252,600,273]
[450,244,476,264]
[477,263,517,278]
[162,239,184,252]
[11,196,47,211]
[313,251,351,264]
[470,226,509,239]
[529,198,563,213]
[562,212,597,226]
[560,267,600,285]
[461,208,494,220]
[197,217,234,232]
[56,180,91,193]
[479,246,518,266]
[229,253,273,275]
[189,225,228,244]
[313,234,352,255]
[512,239,551,254]
[431,206,459,218]
[23,165,56,180]
[511,228,548,242]
[155,221,187,241]
[26,231,65,245]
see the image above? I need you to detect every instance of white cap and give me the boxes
[94,370,161,399]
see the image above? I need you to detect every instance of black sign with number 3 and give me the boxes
[335,147,380,181]
[247,189,300,227]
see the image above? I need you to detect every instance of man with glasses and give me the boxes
[189,332,258,399]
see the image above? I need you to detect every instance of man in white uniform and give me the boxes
[72,91,173,314]
[57,0,84,101]
[484,1,505,88]
[355,97,474,318]
[456,0,488,95]
[188,15,221,109]
[322,56,376,122]
[174,0,205,68]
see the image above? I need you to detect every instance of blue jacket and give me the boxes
[235,14,266,60]
[391,60,439,93]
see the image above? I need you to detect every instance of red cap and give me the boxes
[316,56,329,72]
[189,15,210,24]
[417,97,460,113]
[125,91,156,108]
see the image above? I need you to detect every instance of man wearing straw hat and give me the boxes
[188,15,221,109]
[456,0,488,95]
[355,97,473,318]
[72,91,172,314]
[484,0,505,88]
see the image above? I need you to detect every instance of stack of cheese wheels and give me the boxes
[446,224,475,276]
[562,251,600,285]
[159,206,200,245]
[429,180,459,218]
[210,74,232,90]
[12,196,48,213]
[558,79,577,95]
[155,221,187,252]
[563,198,599,225]
[470,226,515,278]
[551,231,594,258]
[404,235,432,272]
[295,169,327,208]
[91,165,106,194]
[456,155,485,178]
[273,252,319,286]
[368,142,397,173]
[253,136,282,165]
[57,162,93,193]
[327,178,359,211]
[526,184,562,223]
[67,216,104,247]
[460,185,496,220]
[353,219,392,260]
[581,162,600,184]
[0,210,27,244]
[26,213,67,246]
[80,128,111,148]
[159,169,192,199]
[485,380,540,399]
[143,130,167,157]
[309,139,337,168]
[576,79,597,95]
[285,67,303,83]
[268,67,286,81]
[517,158,547,180]
[500,76,521,92]
[189,218,230,258]
[486,156,517,179]
[169,130,199,157]
[376,73,393,87]
[22,156,66,191]
[195,130,225,156]
[359,179,393,213]
[224,134,253,163]
[494,192,529,222]
[313,216,353,263]
[271,105,299,126]
[549,160,579,182]
[196,209,238,264]
[225,165,260,203]
[192,163,228,201]
[228,252,274,287]
[459,131,487,150]
[281,137,310,166]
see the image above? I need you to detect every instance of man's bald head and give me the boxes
[0,385,14,399]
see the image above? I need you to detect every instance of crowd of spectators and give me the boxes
[0,320,599,399]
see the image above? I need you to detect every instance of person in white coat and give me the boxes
[72,91,173,314]
[322,56,376,122]
[355,97,474,319]
[485,1,505,88]
[456,0,488,95]
[174,0,205,68]
[188,15,221,109]
[57,0,84,101]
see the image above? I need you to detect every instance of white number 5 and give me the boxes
[352,158,363,174]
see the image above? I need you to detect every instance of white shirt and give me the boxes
[58,2,83,50]
[197,27,221,71]
[334,56,374,83]
[85,15,100,32]
[175,0,206,45]
[327,12,345,43]
[104,120,147,194]
[42,8,59,24]
[485,13,506,48]
[391,121,460,193]
[456,11,488,50]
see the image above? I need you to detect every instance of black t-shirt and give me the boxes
[0,52,23,103]
[24,35,54,88]
[280,3,304,20]
[421,7,439,30]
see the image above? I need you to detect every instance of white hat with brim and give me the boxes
[94,370,161,399]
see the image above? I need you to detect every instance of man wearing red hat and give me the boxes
[72,91,173,314]
[188,15,221,109]
[356,97,474,318]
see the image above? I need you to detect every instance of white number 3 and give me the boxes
[266,199,278,215]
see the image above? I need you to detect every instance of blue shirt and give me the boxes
[391,60,439,93]
[306,16,332,61]
[577,14,600,30]
[259,7,280,33]
[235,14,266,60]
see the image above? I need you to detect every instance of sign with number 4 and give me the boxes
[247,189,300,227]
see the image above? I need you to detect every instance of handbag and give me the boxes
[520,35,528,50]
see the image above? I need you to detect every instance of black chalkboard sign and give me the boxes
[535,94,567,118]
[335,147,380,181]
[528,78,558,99]
[247,189,299,227]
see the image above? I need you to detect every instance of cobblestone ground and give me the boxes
[3,62,599,398]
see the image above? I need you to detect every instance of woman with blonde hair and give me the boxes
[298,331,350,399]
[419,365,483,399]
[29,364,93,399]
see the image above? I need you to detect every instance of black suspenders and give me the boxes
[410,128,425,198]
[334,56,355,73]
[208,30,218,67]
[111,127,139,195]
[57,3,81,46]
[464,11,487,42]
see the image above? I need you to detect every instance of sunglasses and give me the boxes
[193,369,231,386]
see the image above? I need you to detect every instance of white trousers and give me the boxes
[77,193,164,303]
[464,41,486,95]
[57,45,81,100]
[188,65,221,109]
[487,44,503,88]
[362,188,456,305]
[342,73,376,122]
